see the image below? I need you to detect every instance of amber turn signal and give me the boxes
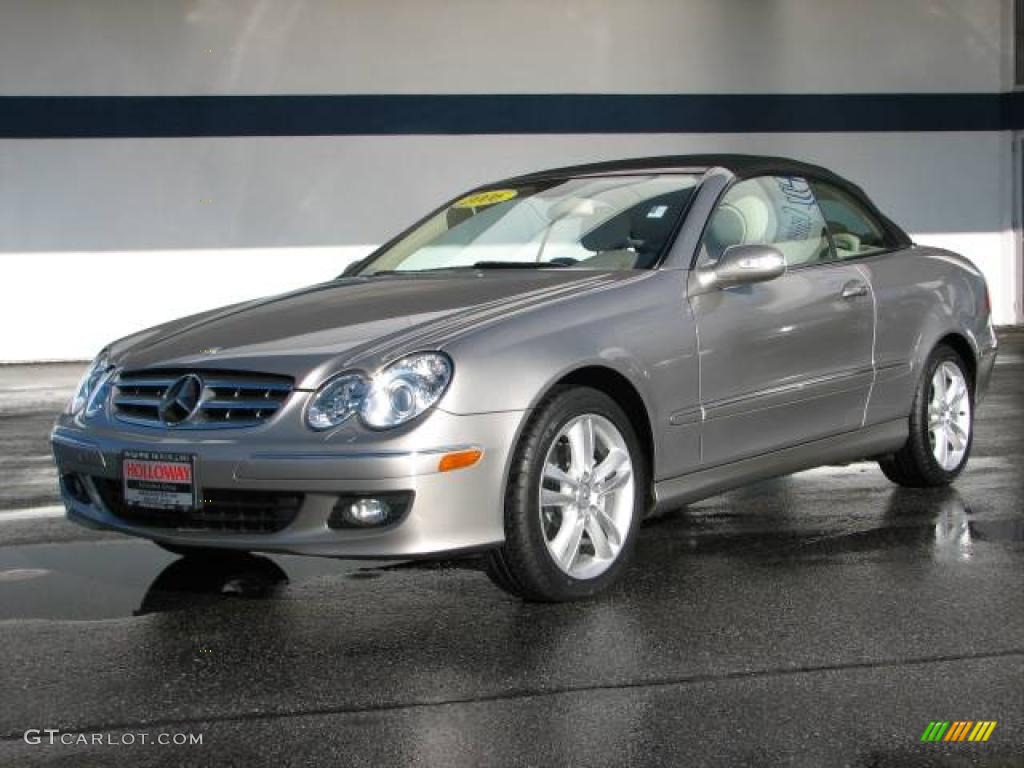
[437,448,483,473]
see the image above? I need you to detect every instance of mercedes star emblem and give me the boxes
[159,374,204,425]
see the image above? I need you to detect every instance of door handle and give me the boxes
[840,280,868,299]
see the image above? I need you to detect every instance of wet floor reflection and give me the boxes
[930,491,973,561]
[0,543,353,621]
[0,484,1020,622]
[135,553,288,615]
[642,483,1022,566]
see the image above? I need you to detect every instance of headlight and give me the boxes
[306,373,367,431]
[304,352,453,431]
[67,351,113,416]
[361,353,453,429]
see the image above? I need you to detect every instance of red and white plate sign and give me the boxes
[122,451,196,510]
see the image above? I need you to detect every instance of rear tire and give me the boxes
[485,387,647,601]
[879,344,974,487]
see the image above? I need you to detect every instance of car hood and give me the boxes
[111,271,633,388]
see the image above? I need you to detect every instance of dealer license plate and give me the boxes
[122,451,197,510]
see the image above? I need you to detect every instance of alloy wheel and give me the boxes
[928,361,971,471]
[538,413,635,579]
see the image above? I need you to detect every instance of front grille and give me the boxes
[92,478,302,533]
[112,369,293,428]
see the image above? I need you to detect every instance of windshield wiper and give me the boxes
[362,267,475,277]
[470,261,568,269]
[364,262,568,276]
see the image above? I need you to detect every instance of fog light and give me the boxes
[328,492,413,529]
[348,498,389,526]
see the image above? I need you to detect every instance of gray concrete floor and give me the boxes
[0,362,82,510]
[0,333,1022,766]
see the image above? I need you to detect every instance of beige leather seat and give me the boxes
[704,194,771,263]
[706,189,828,267]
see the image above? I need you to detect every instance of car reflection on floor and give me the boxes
[116,484,1022,618]
[134,554,289,616]
[2,479,1021,624]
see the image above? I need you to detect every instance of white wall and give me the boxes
[0,0,1018,360]
[0,0,1007,95]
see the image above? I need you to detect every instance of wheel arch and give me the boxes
[933,332,977,391]
[503,364,657,513]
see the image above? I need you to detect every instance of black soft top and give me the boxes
[501,154,842,184]
[499,153,912,247]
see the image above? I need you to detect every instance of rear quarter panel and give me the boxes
[857,245,996,425]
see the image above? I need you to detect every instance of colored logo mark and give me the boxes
[920,721,997,742]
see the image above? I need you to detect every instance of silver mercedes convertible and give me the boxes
[52,155,997,601]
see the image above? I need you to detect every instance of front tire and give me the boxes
[485,387,646,601]
[879,344,974,487]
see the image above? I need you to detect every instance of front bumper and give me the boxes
[51,408,524,558]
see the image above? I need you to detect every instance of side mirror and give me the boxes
[696,244,786,291]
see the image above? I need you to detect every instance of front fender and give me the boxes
[438,270,700,480]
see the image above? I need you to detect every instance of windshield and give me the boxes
[354,174,700,275]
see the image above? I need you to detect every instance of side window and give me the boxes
[701,176,830,269]
[810,181,891,260]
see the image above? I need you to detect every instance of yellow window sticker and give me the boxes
[453,189,518,209]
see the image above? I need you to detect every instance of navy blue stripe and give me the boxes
[0,93,1020,138]
[1006,90,1024,130]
